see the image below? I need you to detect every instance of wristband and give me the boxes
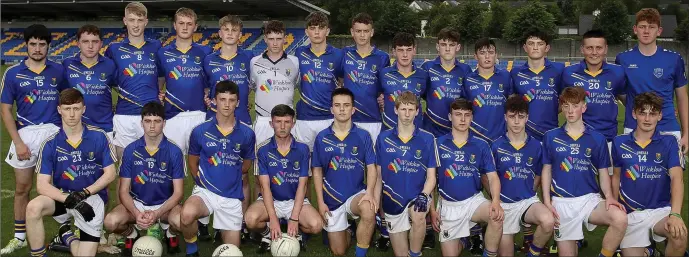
[289,218,299,222]
[669,213,683,220]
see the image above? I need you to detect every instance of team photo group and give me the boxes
[0,1,687,257]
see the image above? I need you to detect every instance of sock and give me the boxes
[599,248,614,257]
[527,243,543,257]
[30,246,47,257]
[409,250,422,257]
[460,237,470,249]
[322,230,329,245]
[14,220,26,240]
[60,229,77,247]
[122,225,138,239]
[185,236,198,254]
[425,215,433,232]
[166,229,175,238]
[470,224,482,236]
[261,226,270,237]
[483,249,497,257]
[355,243,369,257]
[523,227,534,243]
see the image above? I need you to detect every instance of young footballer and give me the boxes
[612,92,687,257]
[429,98,504,257]
[245,104,322,253]
[105,2,163,157]
[342,13,390,143]
[62,24,117,136]
[616,8,689,154]
[1,24,64,254]
[376,91,437,257]
[103,102,184,256]
[493,96,555,257]
[294,11,344,150]
[510,30,564,142]
[541,87,628,257]
[379,33,429,130]
[158,7,212,155]
[312,88,379,257]
[463,38,512,142]
[563,29,626,143]
[25,88,117,257]
[169,81,255,257]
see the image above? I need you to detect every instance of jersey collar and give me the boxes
[70,53,105,67]
[57,124,90,142]
[122,37,152,48]
[576,60,610,73]
[628,128,662,142]
[213,117,240,136]
[470,67,501,79]
[393,125,420,138]
[306,44,334,56]
[558,124,592,137]
[432,56,460,69]
[327,122,358,136]
[261,51,288,64]
[134,135,170,150]
[19,58,53,74]
[269,135,298,150]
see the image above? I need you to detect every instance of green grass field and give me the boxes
[0,64,687,256]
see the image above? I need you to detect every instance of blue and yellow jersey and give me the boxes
[295,44,344,120]
[157,43,212,119]
[421,58,472,137]
[256,136,310,201]
[1,59,64,128]
[492,134,543,203]
[341,46,390,123]
[463,68,512,142]
[62,54,117,132]
[437,134,495,201]
[203,50,253,124]
[379,64,429,129]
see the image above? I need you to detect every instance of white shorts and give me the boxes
[163,111,207,154]
[113,114,144,149]
[133,201,164,212]
[324,189,365,233]
[254,116,276,149]
[54,195,105,237]
[256,196,310,220]
[354,122,382,146]
[501,196,540,235]
[293,119,333,151]
[5,123,60,169]
[552,193,603,241]
[191,186,243,231]
[437,193,488,242]
[620,206,671,249]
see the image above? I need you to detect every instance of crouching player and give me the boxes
[493,96,554,257]
[103,102,184,256]
[245,104,322,253]
[26,88,117,257]
[429,98,504,257]
[541,87,627,257]
[376,91,437,257]
[612,92,687,257]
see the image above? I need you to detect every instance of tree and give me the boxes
[676,18,689,41]
[662,3,688,25]
[376,0,421,38]
[592,0,630,45]
[545,3,566,26]
[485,2,510,38]
[449,0,486,43]
[638,0,658,9]
[575,0,601,15]
[426,4,461,36]
[504,1,557,44]
[623,0,640,14]
[558,0,578,25]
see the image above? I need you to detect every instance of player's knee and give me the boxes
[25,200,44,219]
[488,218,503,231]
[243,210,261,229]
[410,212,426,227]
[608,209,628,230]
[304,218,322,234]
[167,211,181,231]
[358,207,375,223]
[15,181,32,195]
[103,213,122,232]
[668,233,688,250]
[538,213,555,234]
[330,244,347,256]
[179,206,198,226]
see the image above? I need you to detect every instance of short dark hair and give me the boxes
[505,95,529,114]
[633,92,663,113]
[24,24,51,44]
[59,88,84,106]
[582,29,607,44]
[474,37,496,53]
[215,80,239,98]
[393,32,415,48]
[437,28,460,43]
[351,12,373,27]
[331,87,355,104]
[271,104,296,119]
[141,101,165,119]
[306,11,329,28]
[450,98,473,113]
[77,24,101,41]
[264,20,285,35]
[524,30,551,45]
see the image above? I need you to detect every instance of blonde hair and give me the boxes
[175,7,197,23]
[124,2,147,17]
[395,91,419,109]
[219,15,243,30]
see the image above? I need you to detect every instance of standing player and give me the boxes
[375,91,437,257]
[379,32,429,130]
[169,81,255,257]
[463,38,512,142]
[510,30,564,142]
[25,88,117,257]
[563,30,626,144]
[541,87,628,257]
[616,8,689,154]
[428,98,504,257]
[203,14,253,123]
[158,7,212,155]
[106,2,163,157]
[245,104,322,253]
[294,11,344,150]
[1,24,63,254]
[103,102,184,256]
[62,25,117,135]
[493,96,555,257]
[612,92,687,257]
[313,88,378,257]
[341,12,390,143]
